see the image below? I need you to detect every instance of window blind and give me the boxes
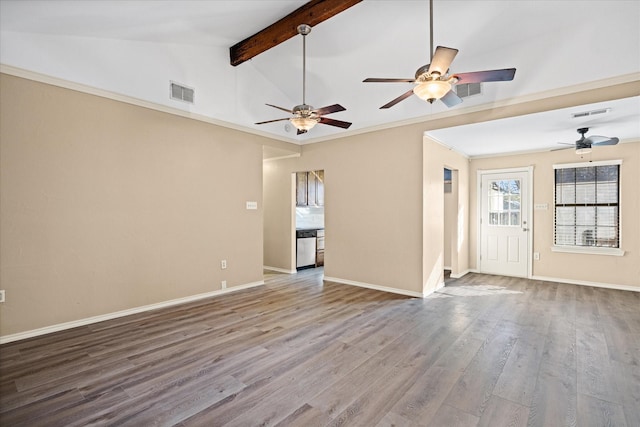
[553,161,620,248]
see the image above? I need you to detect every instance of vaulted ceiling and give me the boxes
[1,0,639,157]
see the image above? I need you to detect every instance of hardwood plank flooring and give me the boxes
[1,269,639,426]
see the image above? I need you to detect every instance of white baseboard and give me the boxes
[449,269,472,279]
[323,276,424,298]
[0,280,264,344]
[263,266,296,274]
[531,275,639,292]
[427,281,446,296]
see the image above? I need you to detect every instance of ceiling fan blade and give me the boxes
[427,46,459,76]
[440,90,463,108]
[265,103,293,114]
[255,118,290,125]
[319,117,352,129]
[380,89,415,109]
[453,68,516,84]
[586,136,619,146]
[297,129,308,135]
[314,104,346,116]
[551,146,574,151]
[363,78,416,83]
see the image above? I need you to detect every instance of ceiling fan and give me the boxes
[557,127,619,154]
[255,24,352,135]
[363,0,516,109]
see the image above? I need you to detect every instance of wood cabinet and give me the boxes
[296,170,324,206]
[296,172,308,206]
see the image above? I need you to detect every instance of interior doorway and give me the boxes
[443,167,459,281]
[294,170,325,272]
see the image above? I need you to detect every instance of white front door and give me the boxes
[480,170,530,277]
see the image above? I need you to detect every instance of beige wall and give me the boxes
[422,138,470,293]
[263,160,296,271]
[469,142,640,288]
[262,126,470,296]
[0,74,296,337]
[3,71,636,339]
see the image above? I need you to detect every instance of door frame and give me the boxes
[476,166,534,278]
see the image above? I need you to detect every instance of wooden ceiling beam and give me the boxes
[229,0,362,66]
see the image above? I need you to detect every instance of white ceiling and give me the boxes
[1,0,639,157]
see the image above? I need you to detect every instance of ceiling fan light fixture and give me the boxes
[575,146,592,155]
[290,116,319,131]
[413,80,451,103]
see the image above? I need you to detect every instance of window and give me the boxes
[553,160,622,255]
[488,179,521,227]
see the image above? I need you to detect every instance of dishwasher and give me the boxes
[296,230,317,269]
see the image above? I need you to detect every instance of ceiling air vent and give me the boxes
[455,82,482,98]
[170,81,195,104]
[571,108,611,119]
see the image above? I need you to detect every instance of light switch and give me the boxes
[246,201,258,210]
[534,203,548,210]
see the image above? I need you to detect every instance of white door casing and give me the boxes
[479,168,532,278]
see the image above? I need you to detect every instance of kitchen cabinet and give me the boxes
[296,170,324,206]
[296,172,308,206]
[316,170,324,206]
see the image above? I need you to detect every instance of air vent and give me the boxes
[571,108,611,119]
[170,81,195,104]
[455,82,482,98]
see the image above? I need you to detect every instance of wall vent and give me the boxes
[170,81,195,104]
[455,82,482,98]
[571,108,611,119]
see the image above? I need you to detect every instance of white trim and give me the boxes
[477,166,534,278]
[552,159,623,252]
[263,153,301,162]
[551,246,625,256]
[443,266,452,271]
[0,64,294,144]
[4,64,638,149]
[450,269,471,279]
[263,265,296,274]
[298,72,640,146]
[424,134,470,159]
[0,280,264,344]
[553,159,622,169]
[431,281,446,296]
[323,276,425,298]
[531,275,639,293]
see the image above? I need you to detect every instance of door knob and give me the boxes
[523,228,529,232]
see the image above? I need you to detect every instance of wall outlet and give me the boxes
[221,280,227,289]
[533,252,540,261]
[0,290,5,303]
[221,259,227,269]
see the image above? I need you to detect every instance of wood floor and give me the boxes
[1,269,638,426]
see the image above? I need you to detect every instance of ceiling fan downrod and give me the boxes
[429,0,434,62]
[297,24,312,107]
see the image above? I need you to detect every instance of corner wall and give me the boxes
[263,126,470,297]
[0,73,288,337]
